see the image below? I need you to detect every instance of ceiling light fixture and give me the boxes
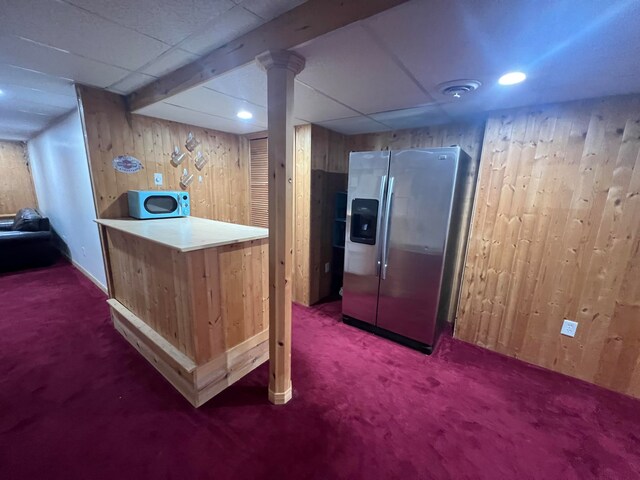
[498,71,526,86]
[237,110,253,120]
[0,89,4,96]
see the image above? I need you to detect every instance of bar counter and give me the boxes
[96,216,269,407]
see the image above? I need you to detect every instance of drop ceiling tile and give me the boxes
[318,116,391,135]
[179,6,264,56]
[3,0,169,70]
[0,35,130,88]
[66,0,235,46]
[294,82,359,123]
[108,73,158,95]
[239,0,307,20]
[0,121,40,136]
[139,49,199,78]
[167,87,267,124]
[294,24,430,115]
[364,0,640,106]
[0,109,52,131]
[137,102,265,135]
[0,132,30,142]
[369,105,453,130]
[0,64,76,98]
[204,62,267,107]
[0,95,72,117]
[0,85,78,110]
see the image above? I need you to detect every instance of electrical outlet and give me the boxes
[325,262,331,273]
[561,319,578,337]
[154,173,163,186]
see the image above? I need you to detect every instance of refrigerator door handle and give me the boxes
[381,176,394,280]
[376,175,388,276]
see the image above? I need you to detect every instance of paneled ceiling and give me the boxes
[138,0,640,134]
[1,0,640,140]
[0,0,306,141]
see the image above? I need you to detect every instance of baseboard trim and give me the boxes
[269,386,293,405]
[61,250,108,294]
[109,300,269,408]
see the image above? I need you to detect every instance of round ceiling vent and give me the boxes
[438,80,482,98]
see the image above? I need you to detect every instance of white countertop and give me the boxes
[96,216,268,252]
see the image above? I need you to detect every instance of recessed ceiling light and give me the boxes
[237,110,253,120]
[498,71,526,86]
[0,89,4,95]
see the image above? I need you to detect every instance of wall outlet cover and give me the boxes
[561,319,578,337]
[325,262,331,273]
[154,173,163,186]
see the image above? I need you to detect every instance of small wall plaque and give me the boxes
[112,155,143,174]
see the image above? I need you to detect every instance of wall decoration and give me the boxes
[170,146,186,167]
[112,155,143,173]
[180,168,194,190]
[185,132,200,152]
[194,151,209,171]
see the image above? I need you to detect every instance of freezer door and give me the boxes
[376,148,459,345]
[342,151,390,325]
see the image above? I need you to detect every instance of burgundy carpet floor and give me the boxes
[1,261,639,480]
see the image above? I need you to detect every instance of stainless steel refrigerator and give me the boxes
[342,147,472,353]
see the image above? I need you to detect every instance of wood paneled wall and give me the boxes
[346,121,487,322]
[293,124,349,305]
[293,125,312,305]
[310,126,349,302]
[77,85,250,222]
[0,141,37,215]
[456,95,640,398]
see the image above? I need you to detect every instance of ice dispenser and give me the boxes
[350,198,379,245]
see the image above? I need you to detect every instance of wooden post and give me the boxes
[256,50,305,405]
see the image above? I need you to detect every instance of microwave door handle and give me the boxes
[381,176,394,280]
[376,175,387,276]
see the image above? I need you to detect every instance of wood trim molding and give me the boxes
[110,299,269,407]
[126,0,409,111]
[65,252,108,295]
[268,386,293,405]
[244,131,268,141]
[256,50,305,73]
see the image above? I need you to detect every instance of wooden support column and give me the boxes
[256,50,305,405]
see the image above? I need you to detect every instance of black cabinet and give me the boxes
[332,191,347,295]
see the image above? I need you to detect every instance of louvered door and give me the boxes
[249,137,269,228]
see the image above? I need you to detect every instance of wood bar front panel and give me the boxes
[456,95,640,398]
[106,228,196,357]
[106,228,268,364]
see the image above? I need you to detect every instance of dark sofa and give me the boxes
[0,208,58,272]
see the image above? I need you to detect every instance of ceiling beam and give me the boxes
[126,0,409,112]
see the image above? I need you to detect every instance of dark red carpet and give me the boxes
[1,261,639,480]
